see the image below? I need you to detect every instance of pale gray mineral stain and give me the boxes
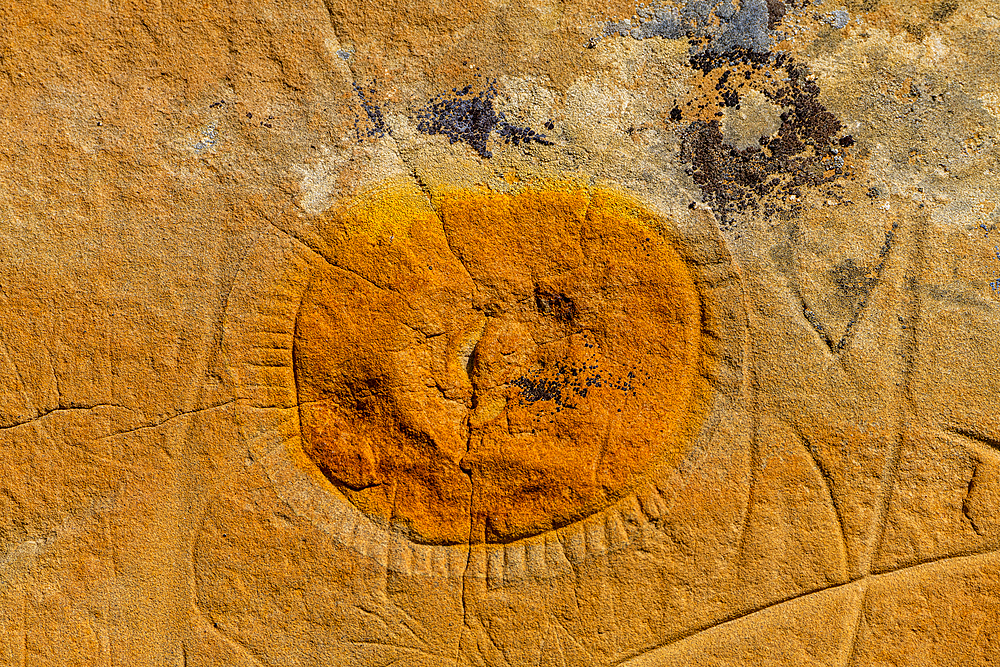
[822,9,850,28]
[595,0,777,55]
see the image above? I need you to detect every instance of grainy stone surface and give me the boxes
[0,0,998,664]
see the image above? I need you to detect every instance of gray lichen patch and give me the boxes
[709,0,774,54]
[192,122,219,152]
[593,0,779,56]
[820,9,850,28]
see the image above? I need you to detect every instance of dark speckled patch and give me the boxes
[415,78,553,159]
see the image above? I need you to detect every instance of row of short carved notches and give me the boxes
[242,432,687,586]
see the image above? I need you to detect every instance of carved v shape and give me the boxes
[778,220,898,355]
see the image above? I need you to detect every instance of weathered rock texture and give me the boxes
[0,0,998,664]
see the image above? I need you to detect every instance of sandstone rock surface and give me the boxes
[0,0,998,664]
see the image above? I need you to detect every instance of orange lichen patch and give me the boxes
[294,182,709,545]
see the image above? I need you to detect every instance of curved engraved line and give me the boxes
[245,344,724,579]
[221,228,316,410]
[253,386,733,582]
[799,430,850,578]
[948,426,1000,460]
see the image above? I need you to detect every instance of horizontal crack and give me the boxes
[0,403,134,431]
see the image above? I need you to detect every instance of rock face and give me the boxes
[1,0,999,664]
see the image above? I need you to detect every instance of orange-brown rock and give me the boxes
[294,185,704,543]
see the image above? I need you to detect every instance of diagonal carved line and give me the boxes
[792,221,898,356]
[735,425,759,564]
[834,221,898,352]
[613,547,1000,666]
[320,0,361,92]
[868,215,924,576]
[948,426,1000,460]
[319,0,460,288]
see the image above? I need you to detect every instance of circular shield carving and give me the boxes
[223,179,746,574]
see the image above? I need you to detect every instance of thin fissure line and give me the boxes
[106,400,238,439]
[316,3,467,289]
[840,581,869,667]
[867,214,923,573]
[395,147,479,286]
[266,219,397,295]
[0,402,133,431]
[289,268,310,427]
[211,223,261,381]
[456,522,473,663]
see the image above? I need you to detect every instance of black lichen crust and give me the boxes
[688,45,774,76]
[590,2,856,233]
[508,334,648,427]
[353,82,387,142]
[512,356,645,412]
[415,78,553,158]
[679,51,855,231]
